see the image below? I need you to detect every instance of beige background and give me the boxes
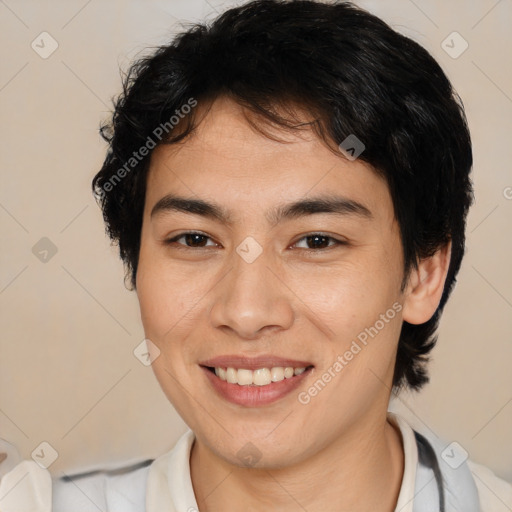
[0,0,511,482]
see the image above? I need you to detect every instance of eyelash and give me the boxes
[164,231,347,252]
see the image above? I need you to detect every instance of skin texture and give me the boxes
[136,96,451,511]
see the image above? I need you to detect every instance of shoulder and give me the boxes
[53,429,196,511]
[467,459,512,512]
[0,460,52,511]
[388,413,512,512]
[1,438,151,512]
[52,459,152,512]
[1,431,195,512]
[414,426,512,512]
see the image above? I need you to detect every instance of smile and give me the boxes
[200,363,314,407]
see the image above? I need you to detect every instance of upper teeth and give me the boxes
[214,366,307,386]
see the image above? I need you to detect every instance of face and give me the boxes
[136,96,408,468]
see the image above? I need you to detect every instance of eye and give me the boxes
[292,233,346,250]
[165,231,218,249]
[164,231,346,251]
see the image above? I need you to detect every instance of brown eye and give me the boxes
[293,233,345,250]
[165,232,217,248]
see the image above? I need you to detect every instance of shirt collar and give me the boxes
[146,412,419,512]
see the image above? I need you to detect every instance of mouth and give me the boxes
[199,356,314,407]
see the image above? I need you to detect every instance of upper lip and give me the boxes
[199,354,314,370]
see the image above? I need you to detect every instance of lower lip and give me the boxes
[201,366,313,407]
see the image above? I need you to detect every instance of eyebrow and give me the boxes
[150,193,373,225]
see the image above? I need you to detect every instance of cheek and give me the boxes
[290,249,403,397]
[288,258,399,338]
[136,245,204,339]
[136,254,202,415]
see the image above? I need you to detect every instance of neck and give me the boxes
[190,413,404,512]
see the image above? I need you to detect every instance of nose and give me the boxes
[209,245,294,340]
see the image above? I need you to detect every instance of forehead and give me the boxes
[146,97,393,225]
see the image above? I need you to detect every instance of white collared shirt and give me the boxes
[1,413,510,511]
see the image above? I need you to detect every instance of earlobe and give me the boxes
[402,241,452,325]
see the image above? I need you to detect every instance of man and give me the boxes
[1,1,510,510]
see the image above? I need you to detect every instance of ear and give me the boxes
[402,240,452,325]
